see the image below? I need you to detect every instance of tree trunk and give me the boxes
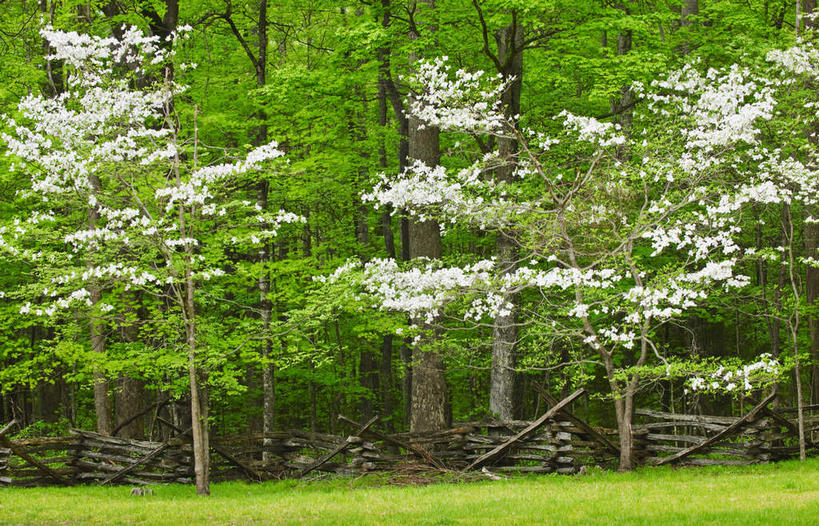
[185,276,209,495]
[116,377,145,439]
[244,0,276,449]
[116,292,145,440]
[616,392,636,471]
[379,335,394,432]
[489,21,523,421]
[88,174,112,435]
[407,0,447,433]
[407,117,446,433]
[681,0,699,26]
[610,8,634,143]
[376,15,396,430]
[806,0,818,30]
[800,1,819,405]
[607,351,640,471]
[807,218,819,404]
[257,178,275,455]
[174,118,209,493]
[379,0,413,426]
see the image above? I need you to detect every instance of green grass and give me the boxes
[2,459,819,525]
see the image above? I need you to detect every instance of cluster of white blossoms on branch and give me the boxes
[686,354,781,394]
[156,142,286,213]
[333,40,819,389]
[643,62,776,154]
[2,26,298,318]
[324,253,749,344]
[766,41,819,78]
[408,56,512,134]
[362,158,520,227]
[557,111,625,148]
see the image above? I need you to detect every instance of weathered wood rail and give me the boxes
[634,394,812,466]
[0,436,76,487]
[0,394,813,487]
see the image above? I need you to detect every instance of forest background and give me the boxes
[1,0,818,492]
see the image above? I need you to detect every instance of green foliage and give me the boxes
[0,0,816,441]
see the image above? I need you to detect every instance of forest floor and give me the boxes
[1,459,819,525]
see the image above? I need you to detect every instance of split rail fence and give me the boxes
[0,389,812,487]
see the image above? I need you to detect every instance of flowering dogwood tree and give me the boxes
[1,27,302,494]
[332,46,819,470]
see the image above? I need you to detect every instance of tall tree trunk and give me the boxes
[610,8,634,142]
[348,9,379,419]
[808,219,819,404]
[489,21,523,421]
[174,116,208,494]
[407,118,447,432]
[378,0,413,426]
[406,124,447,432]
[223,0,277,450]
[784,204,808,459]
[186,310,209,495]
[799,0,819,405]
[88,174,113,435]
[407,0,447,433]
[258,4,277,451]
[184,242,209,495]
[377,30,396,429]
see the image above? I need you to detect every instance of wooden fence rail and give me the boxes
[634,394,812,466]
[0,395,812,487]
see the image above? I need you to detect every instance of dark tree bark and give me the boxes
[379,0,414,427]
[406,115,446,433]
[116,377,145,440]
[806,0,818,29]
[376,8,397,430]
[116,294,145,440]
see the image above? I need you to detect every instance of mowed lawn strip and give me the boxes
[1,459,819,525]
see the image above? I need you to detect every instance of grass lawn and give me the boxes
[2,459,819,525]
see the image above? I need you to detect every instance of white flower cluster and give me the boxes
[20,287,91,317]
[156,143,285,213]
[358,258,496,324]
[686,354,780,394]
[408,56,512,134]
[362,158,515,227]
[557,111,625,148]
[767,42,819,79]
[2,27,303,321]
[649,63,776,152]
[326,248,747,350]
[41,25,173,76]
